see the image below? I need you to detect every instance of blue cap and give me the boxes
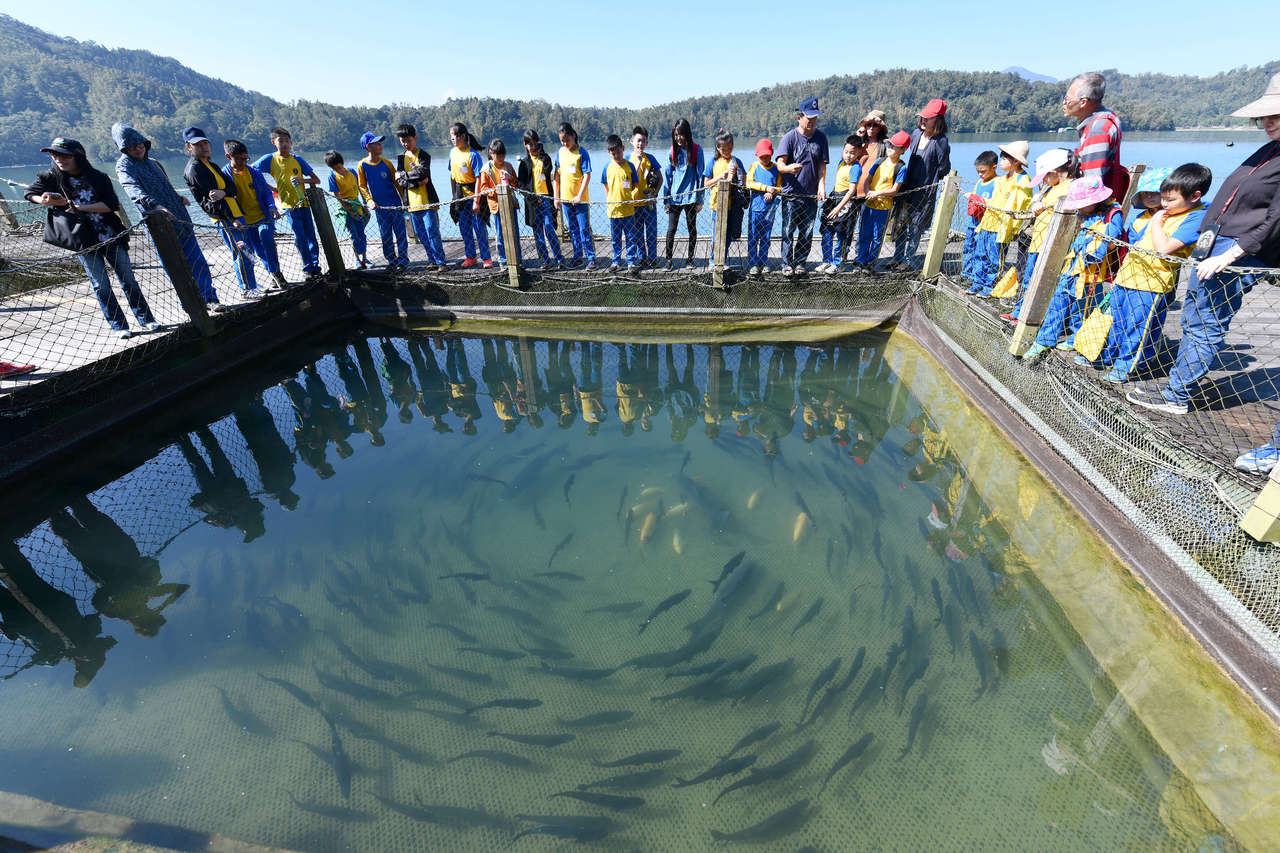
[181,127,209,145]
[361,132,385,150]
[1133,166,1172,196]
[799,97,821,118]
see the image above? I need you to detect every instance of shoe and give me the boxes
[243,289,263,300]
[583,260,597,271]
[1235,444,1280,475]
[1072,355,1092,367]
[1054,342,1075,352]
[0,361,36,378]
[793,264,808,276]
[117,328,134,340]
[482,259,493,269]
[609,263,620,273]
[1102,370,1127,384]
[999,313,1017,325]
[1126,384,1190,415]
[827,263,841,274]
[965,285,982,294]
[207,302,228,314]
[747,266,760,276]
[142,321,165,333]
[665,259,675,270]
[460,258,477,269]
[272,272,289,289]
[358,259,371,270]
[781,266,794,277]
[1020,343,1048,361]
[627,264,640,275]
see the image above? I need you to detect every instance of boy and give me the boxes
[629,127,662,267]
[968,141,1032,296]
[355,132,409,267]
[819,136,865,273]
[252,127,322,281]
[474,139,520,266]
[223,140,286,289]
[1089,164,1209,382]
[745,139,781,276]
[1001,148,1075,324]
[448,122,492,269]
[324,150,371,269]
[395,124,447,271]
[181,126,257,296]
[856,131,909,266]
[962,151,999,281]
[600,134,640,274]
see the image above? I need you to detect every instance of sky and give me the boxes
[2,2,1274,109]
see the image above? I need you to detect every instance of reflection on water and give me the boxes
[0,330,1245,850]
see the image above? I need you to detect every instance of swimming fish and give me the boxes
[663,502,690,519]
[794,491,814,520]
[638,588,692,634]
[943,603,962,658]
[557,710,634,728]
[709,799,811,842]
[991,628,1010,678]
[465,698,543,714]
[709,551,746,592]
[488,731,575,747]
[747,489,762,510]
[439,572,491,582]
[549,791,644,811]
[803,647,866,728]
[672,531,684,555]
[623,508,633,546]
[969,631,990,698]
[793,511,811,543]
[712,740,817,804]
[578,769,668,791]
[840,523,854,560]
[592,748,682,768]
[535,571,585,582]
[447,749,534,768]
[322,712,353,798]
[584,601,643,615]
[546,532,574,570]
[897,657,930,715]
[287,792,373,822]
[665,659,727,679]
[257,673,318,710]
[818,733,874,796]
[792,598,823,636]
[639,512,657,544]
[516,640,574,662]
[903,556,925,602]
[214,686,272,737]
[848,665,885,718]
[427,663,493,686]
[563,473,576,505]
[749,581,785,620]
[459,646,526,661]
[671,754,757,788]
[732,658,796,705]
[931,579,945,624]
[538,663,619,682]
[798,657,842,724]
[872,529,884,568]
[425,622,477,644]
[511,815,616,843]
[899,694,927,759]
[616,486,629,522]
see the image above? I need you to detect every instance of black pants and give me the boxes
[665,204,698,260]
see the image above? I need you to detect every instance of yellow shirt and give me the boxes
[1113,205,1205,294]
[401,148,433,211]
[531,157,550,195]
[706,156,741,212]
[230,168,265,225]
[745,160,781,193]
[865,158,902,211]
[557,145,589,202]
[978,172,1032,242]
[617,381,639,423]
[601,158,637,219]
[628,151,660,200]
[263,153,308,209]
[331,167,360,200]
[833,162,855,194]
[449,147,481,196]
[578,389,604,423]
[1028,179,1070,253]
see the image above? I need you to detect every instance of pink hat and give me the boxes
[918,99,947,119]
[888,130,911,148]
[1061,176,1113,211]
[755,138,773,157]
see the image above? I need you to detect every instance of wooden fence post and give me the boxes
[517,336,539,412]
[0,186,19,230]
[497,184,524,290]
[711,179,732,290]
[920,171,961,280]
[1008,199,1077,356]
[1241,464,1280,543]
[143,213,215,337]
[306,187,346,278]
[1119,163,1146,219]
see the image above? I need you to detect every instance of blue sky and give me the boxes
[3,2,1273,109]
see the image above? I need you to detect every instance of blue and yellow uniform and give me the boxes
[821,160,862,266]
[857,156,907,264]
[327,167,368,260]
[962,175,998,281]
[745,159,781,268]
[224,162,282,276]
[971,170,1033,294]
[555,145,594,263]
[703,155,744,213]
[600,158,639,266]
[450,146,491,263]
[1033,204,1124,350]
[253,152,321,275]
[628,150,662,262]
[357,155,408,266]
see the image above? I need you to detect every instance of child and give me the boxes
[1088,164,1209,382]
[355,132,409,267]
[395,124,447,271]
[474,138,520,266]
[449,122,492,269]
[962,151,999,281]
[703,129,746,259]
[518,130,564,270]
[745,138,781,276]
[819,136,865,273]
[223,140,285,289]
[553,122,595,270]
[324,150,370,270]
[663,118,705,269]
[1021,177,1124,360]
[968,141,1032,296]
[1001,148,1077,323]
[181,126,258,295]
[600,134,640,273]
[629,126,663,267]
[252,127,322,280]
[856,131,909,266]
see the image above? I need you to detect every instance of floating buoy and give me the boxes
[640,513,657,544]
[793,512,811,543]
[747,489,762,511]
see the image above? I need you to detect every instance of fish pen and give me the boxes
[1,174,1279,852]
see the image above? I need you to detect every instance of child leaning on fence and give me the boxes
[223,140,286,290]
[252,127,322,281]
[819,136,866,273]
[856,131,909,266]
[703,130,747,256]
[1084,164,1210,382]
[324,151,370,270]
[968,141,1032,296]
[356,132,409,268]
[962,151,999,281]
[745,139,782,276]
[1000,148,1078,323]
[181,126,259,296]
[475,139,520,266]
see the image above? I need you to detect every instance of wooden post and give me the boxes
[143,212,215,337]
[0,186,19,230]
[496,183,523,290]
[711,179,731,290]
[306,187,345,279]
[517,336,539,412]
[1119,163,1146,219]
[1008,199,1077,356]
[920,171,961,280]
[1241,463,1280,543]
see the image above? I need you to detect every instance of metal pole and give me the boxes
[143,212,215,337]
[920,171,961,280]
[1009,199,1077,356]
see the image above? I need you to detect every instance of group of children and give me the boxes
[958,143,1210,383]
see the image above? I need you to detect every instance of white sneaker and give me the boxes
[117,328,133,340]
[142,321,164,333]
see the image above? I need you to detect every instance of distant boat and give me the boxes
[1226,141,1234,147]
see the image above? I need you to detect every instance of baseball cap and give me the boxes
[40,137,85,156]
[1031,148,1071,186]
[181,127,209,145]
[799,96,821,118]
[360,131,385,150]
[918,99,948,119]
[889,131,911,148]
[755,138,773,157]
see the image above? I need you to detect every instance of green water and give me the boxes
[0,329,1246,851]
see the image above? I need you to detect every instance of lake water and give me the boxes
[2,325,1275,851]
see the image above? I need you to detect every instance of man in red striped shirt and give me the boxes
[1064,72,1126,200]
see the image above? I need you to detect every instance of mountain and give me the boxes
[0,14,1275,166]
[1003,67,1058,84]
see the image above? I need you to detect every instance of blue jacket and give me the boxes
[221,163,279,224]
[112,123,192,222]
[664,144,705,207]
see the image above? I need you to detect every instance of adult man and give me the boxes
[776,96,829,276]
[1063,72,1127,202]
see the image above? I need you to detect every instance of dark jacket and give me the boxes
[1204,140,1280,266]
[903,128,951,191]
[517,149,555,228]
[183,157,241,223]
[396,150,440,205]
[26,166,128,253]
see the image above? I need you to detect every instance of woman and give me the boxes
[26,137,160,340]
[892,99,952,269]
[853,111,889,188]
[663,118,705,269]
[1125,74,1280,475]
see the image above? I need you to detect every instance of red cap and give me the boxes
[755,138,773,157]
[918,98,947,119]
[889,131,911,148]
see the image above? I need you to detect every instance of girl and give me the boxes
[553,122,595,269]
[702,129,746,260]
[448,122,491,269]
[1001,149,1079,323]
[517,129,564,270]
[663,118,705,269]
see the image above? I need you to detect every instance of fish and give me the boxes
[672,531,684,555]
[732,658,796,705]
[407,796,513,832]
[638,588,692,634]
[840,523,854,559]
[882,643,904,688]
[426,663,492,686]
[803,647,866,728]
[616,486,629,521]
[592,748,682,768]
[900,606,917,658]
[532,501,546,530]
[749,581,785,620]
[969,631,990,697]
[931,579,945,624]
[584,601,643,615]
[680,449,692,472]
[991,628,1010,678]
[452,578,478,605]
[546,532,574,570]
[485,604,545,629]
[903,556,925,602]
[650,674,735,704]
[535,571,585,582]
[899,693,927,759]
[665,659,727,679]
[425,622,477,644]
[709,551,747,592]
[818,733,874,796]
[720,721,781,760]
[713,740,818,804]
[549,791,644,811]
[328,635,402,683]
[793,511,811,543]
[257,673,318,710]
[623,508,633,546]
[824,538,835,577]
[639,512,657,544]
[943,604,962,658]
[672,754,757,788]
[791,598,823,636]
[464,472,509,488]
[623,621,723,670]
[313,669,400,706]
[709,799,812,842]
[398,684,471,710]
[663,502,690,520]
[214,686,272,737]
[538,662,619,682]
[287,792,374,822]
[578,769,668,791]
[710,654,758,680]
[947,564,968,618]
[262,595,309,632]
[516,640,574,662]
[465,698,543,715]
[488,731,576,748]
[447,749,534,768]
[747,489,762,510]
[511,815,616,843]
[794,491,814,520]
[459,646,526,661]
[961,571,986,624]
[320,713,353,798]
[799,657,842,725]
[563,473,576,505]
[640,486,663,498]
[558,710,634,728]
[897,657,930,714]
[439,571,491,582]
[848,665,885,718]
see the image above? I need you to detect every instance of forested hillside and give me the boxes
[1,14,1274,165]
